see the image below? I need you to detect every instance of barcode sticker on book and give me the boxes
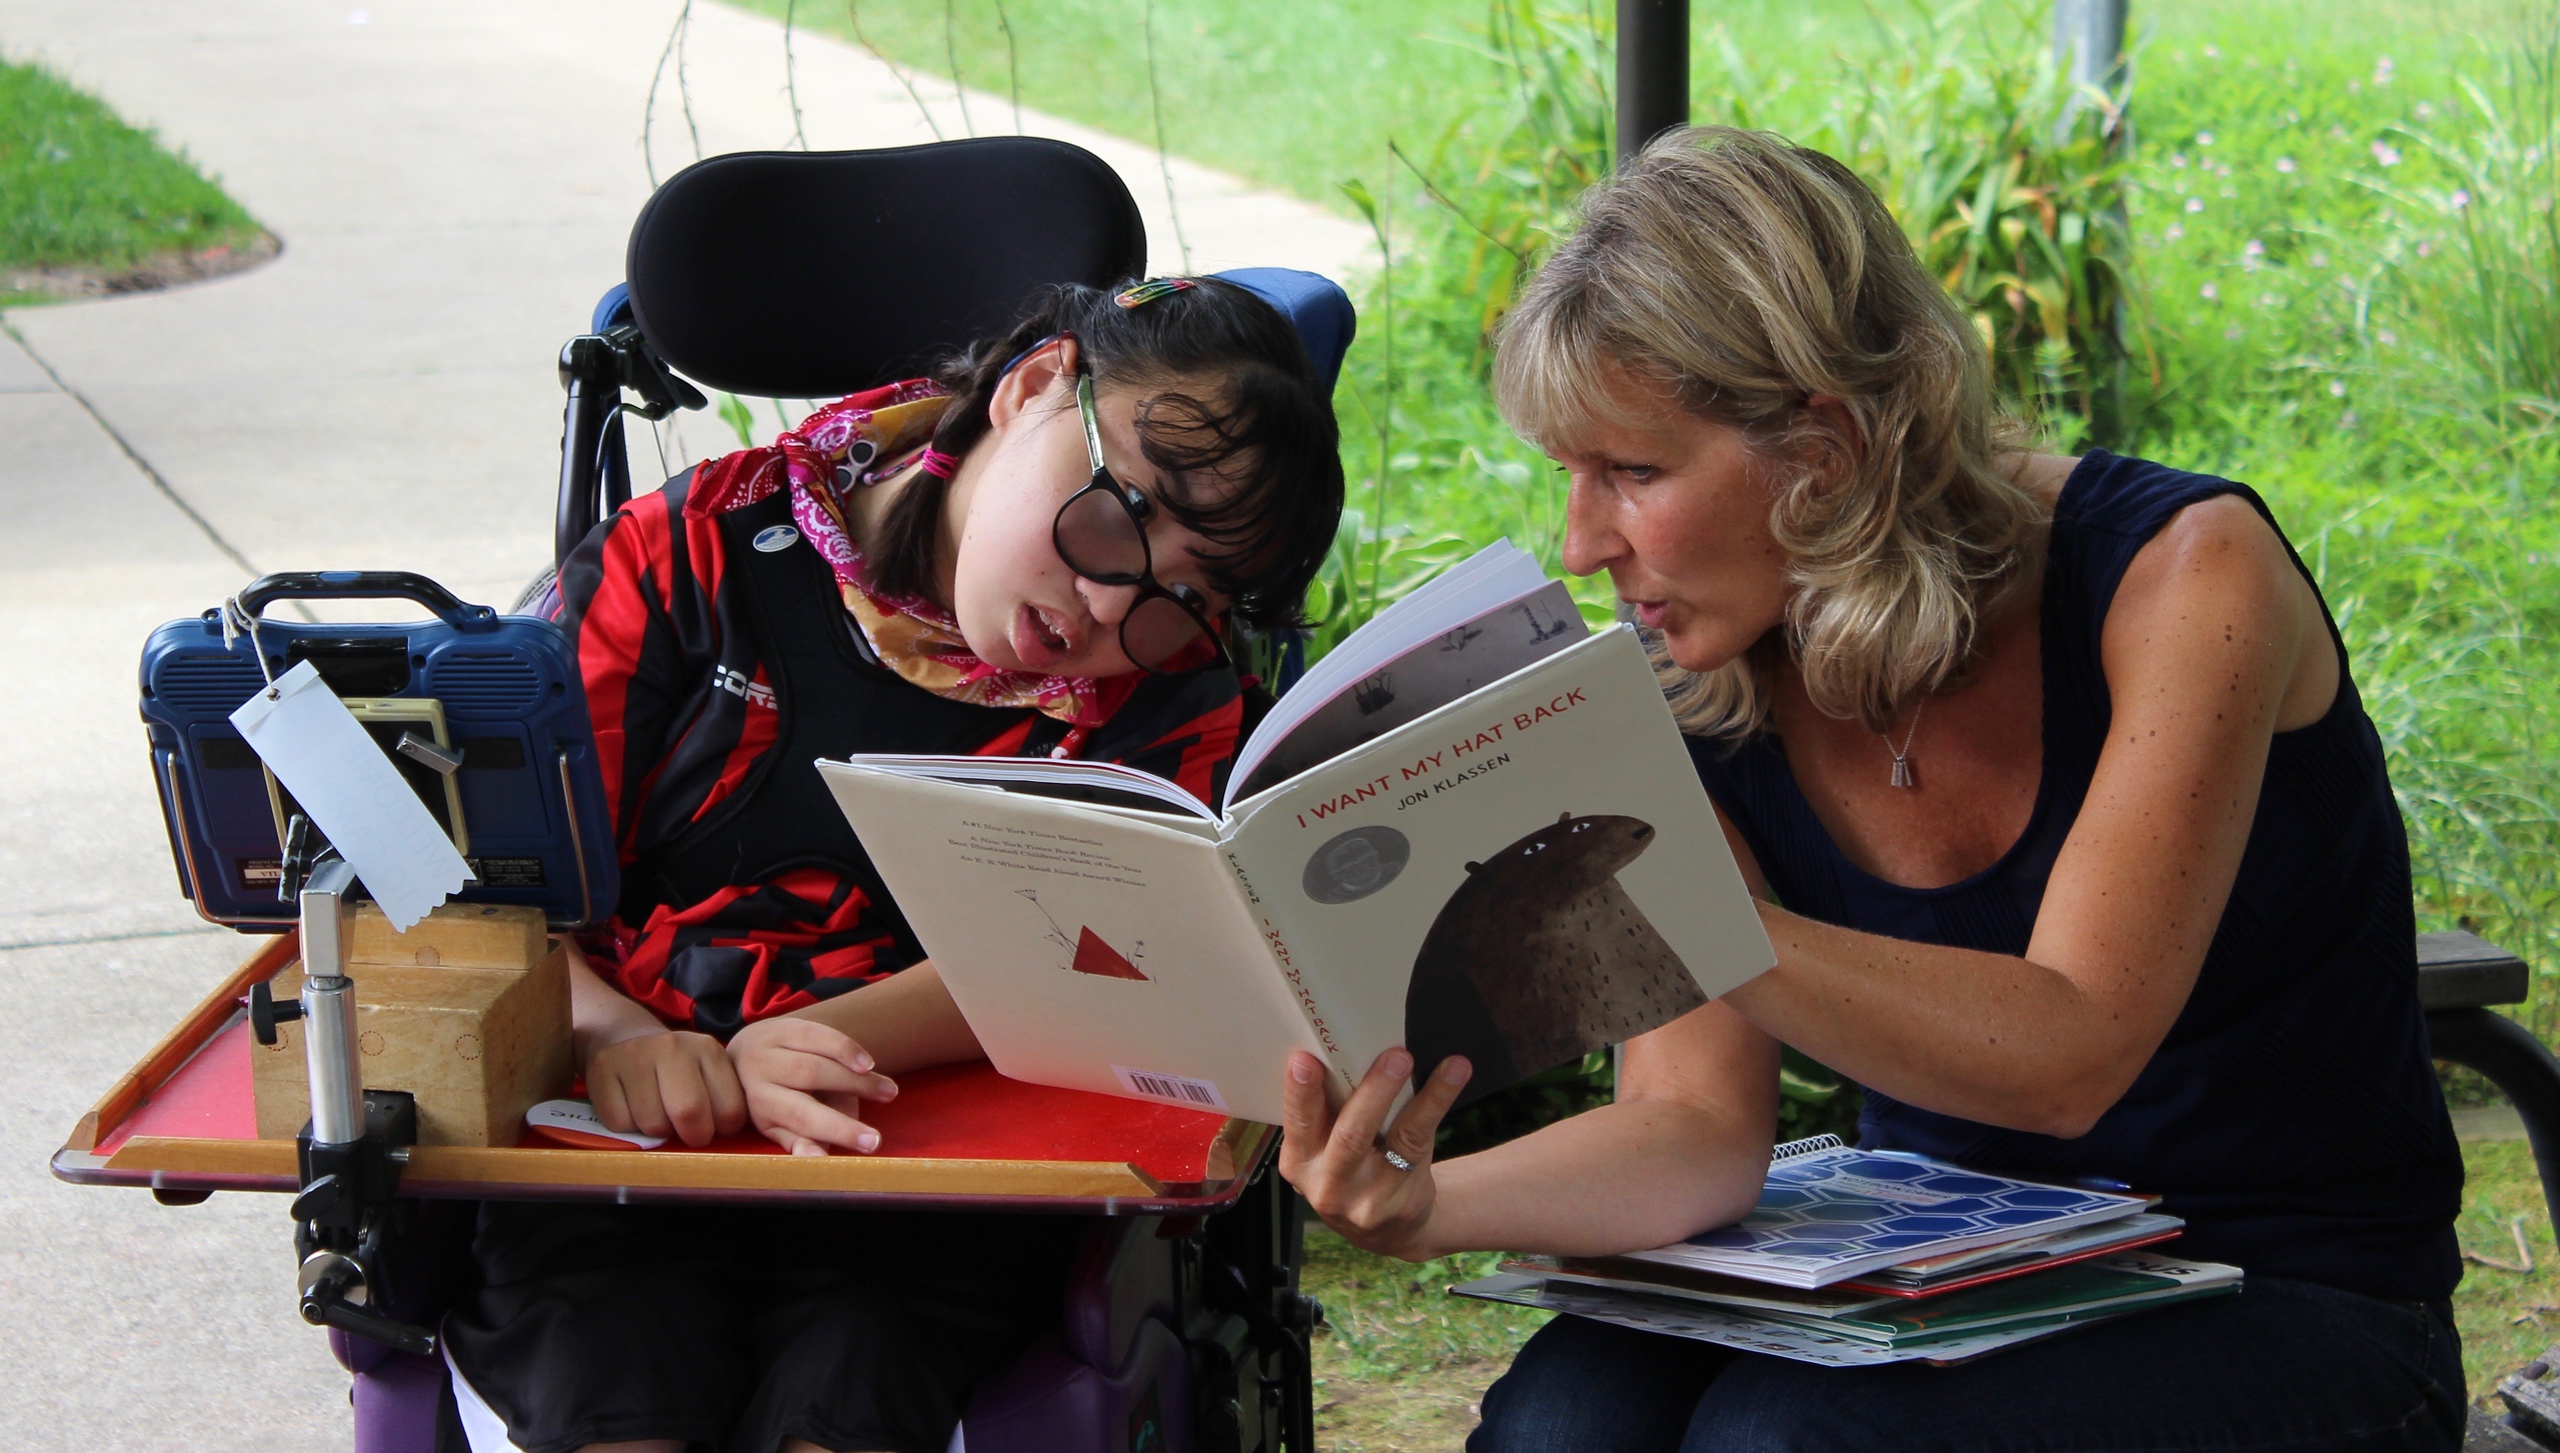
[1113,1065,1228,1110]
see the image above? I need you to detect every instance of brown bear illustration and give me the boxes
[1405,812,1705,1108]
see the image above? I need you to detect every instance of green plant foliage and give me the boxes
[716,391,760,449]
[1697,2,2141,444]
[1434,1051,1614,1159]
[0,60,262,276]
[2362,9,2560,429]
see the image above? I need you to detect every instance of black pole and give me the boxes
[1615,0,1689,165]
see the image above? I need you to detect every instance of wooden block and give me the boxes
[348,901,547,970]
[253,942,571,1146]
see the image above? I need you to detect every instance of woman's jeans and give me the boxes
[1470,1275,2466,1452]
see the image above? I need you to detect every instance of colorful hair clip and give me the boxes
[1114,277,1197,309]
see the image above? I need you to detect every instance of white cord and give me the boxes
[220,595,281,698]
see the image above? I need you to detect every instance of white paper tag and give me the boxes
[1112,1065,1228,1110]
[526,1099,667,1149]
[229,659,472,930]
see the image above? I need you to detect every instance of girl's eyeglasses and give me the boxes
[1051,369,1229,676]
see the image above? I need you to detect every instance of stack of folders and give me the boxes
[1451,1134,2241,1367]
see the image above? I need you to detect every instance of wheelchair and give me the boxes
[62,137,1335,1453]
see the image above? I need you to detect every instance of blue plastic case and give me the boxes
[139,572,619,930]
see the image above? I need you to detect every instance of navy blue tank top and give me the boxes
[1690,451,2461,1302]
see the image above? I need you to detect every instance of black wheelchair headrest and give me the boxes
[627,139,1148,400]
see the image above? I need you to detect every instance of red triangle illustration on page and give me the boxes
[1070,926,1147,980]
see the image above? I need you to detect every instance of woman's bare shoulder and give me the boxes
[2103,490,2338,729]
[2117,491,2294,599]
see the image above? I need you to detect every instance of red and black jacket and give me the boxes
[553,456,1244,1037]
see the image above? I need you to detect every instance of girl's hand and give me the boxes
[586,1030,748,1147]
[1277,1047,1472,1261]
[727,1017,900,1156]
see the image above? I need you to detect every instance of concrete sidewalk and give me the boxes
[0,3,1368,1444]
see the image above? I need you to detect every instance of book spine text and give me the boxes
[1223,848,1357,1095]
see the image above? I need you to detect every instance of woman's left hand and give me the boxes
[1278,1047,1472,1261]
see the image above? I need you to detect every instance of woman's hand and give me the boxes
[1278,1047,1472,1261]
[727,1016,901,1156]
[585,1030,748,1147]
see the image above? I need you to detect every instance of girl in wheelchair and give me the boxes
[441,274,1347,1453]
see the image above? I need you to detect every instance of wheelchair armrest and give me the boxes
[1061,1218,1179,1375]
[2419,930,2529,1010]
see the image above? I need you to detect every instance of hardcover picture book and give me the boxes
[819,542,1775,1125]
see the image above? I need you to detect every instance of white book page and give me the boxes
[837,752,1216,820]
[1222,628,1773,1110]
[1229,579,1588,804]
[1226,540,1552,805]
[818,763,1320,1124]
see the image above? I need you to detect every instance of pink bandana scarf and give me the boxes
[684,381,1134,756]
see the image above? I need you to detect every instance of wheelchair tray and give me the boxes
[53,935,1273,1214]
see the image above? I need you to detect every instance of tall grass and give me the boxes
[2378,9,2560,429]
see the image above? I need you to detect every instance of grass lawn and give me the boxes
[1300,1229,1543,1451]
[2452,1138,2560,1404]
[1298,1133,2560,1447]
[0,58,266,302]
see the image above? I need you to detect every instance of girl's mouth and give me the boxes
[1009,602,1078,669]
[1628,599,1669,629]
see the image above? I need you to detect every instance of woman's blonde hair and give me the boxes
[1494,125,2044,738]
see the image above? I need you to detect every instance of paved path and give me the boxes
[0,3,1368,1443]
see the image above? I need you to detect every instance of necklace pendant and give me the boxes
[1890,757,1915,789]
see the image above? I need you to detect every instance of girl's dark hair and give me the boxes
[867,278,1344,634]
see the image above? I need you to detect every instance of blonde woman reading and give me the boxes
[1276,127,2465,1451]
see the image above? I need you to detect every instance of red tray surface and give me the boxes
[101,1020,1231,1183]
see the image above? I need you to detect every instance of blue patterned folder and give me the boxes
[1625,1134,2150,1289]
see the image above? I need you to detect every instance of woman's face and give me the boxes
[938,338,1236,679]
[1550,363,1794,673]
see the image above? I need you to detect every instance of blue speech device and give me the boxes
[139,571,619,930]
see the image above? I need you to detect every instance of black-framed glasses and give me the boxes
[1052,369,1229,676]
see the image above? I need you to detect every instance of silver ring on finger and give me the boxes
[1380,1148,1415,1172]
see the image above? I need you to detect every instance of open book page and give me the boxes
[828,541,1575,818]
[1228,580,1589,804]
[1221,627,1774,1111]
[1225,540,1560,806]
[839,752,1216,820]
[818,765,1322,1123]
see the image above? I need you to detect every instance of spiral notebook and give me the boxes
[1621,1135,2151,1290]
